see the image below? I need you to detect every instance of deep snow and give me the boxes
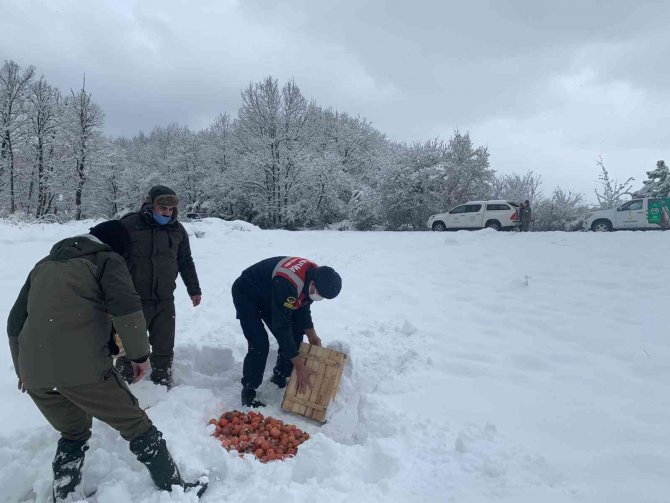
[0,219,667,502]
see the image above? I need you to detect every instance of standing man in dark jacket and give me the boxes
[522,199,532,232]
[6,221,206,501]
[232,257,342,407]
[517,202,525,231]
[116,185,202,388]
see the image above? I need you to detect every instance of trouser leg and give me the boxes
[56,369,153,441]
[239,316,270,390]
[145,302,176,386]
[28,387,91,501]
[28,388,93,442]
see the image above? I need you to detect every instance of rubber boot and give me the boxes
[241,386,265,407]
[270,372,287,389]
[52,438,88,502]
[129,426,207,497]
[114,356,134,385]
[150,356,174,389]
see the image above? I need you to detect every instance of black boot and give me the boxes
[130,426,207,497]
[241,386,265,407]
[150,357,174,389]
[52,438,88,501]
[270,372,287,389]
[114,356,134,384]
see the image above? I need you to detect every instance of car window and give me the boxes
[620,200,642,211]
[465,204,482,213]
[507,202,519,207]
[449,205,467,214]
[486,204,511,211]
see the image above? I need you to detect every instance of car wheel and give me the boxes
[591,219,612,232]
[485,220,501,231]
[432,221,447,232]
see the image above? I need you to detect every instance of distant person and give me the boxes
[6,221,206,501]
[517,202,525,231]
[116,185,202,388]
[231,257,342,407]
[522,199,532,232]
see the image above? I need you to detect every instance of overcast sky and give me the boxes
[1,0,668,200]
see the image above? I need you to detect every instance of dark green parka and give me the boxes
[7,235,149,389]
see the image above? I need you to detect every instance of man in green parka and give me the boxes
[7,220,206,501]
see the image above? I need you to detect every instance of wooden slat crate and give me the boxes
[281,342,347,423]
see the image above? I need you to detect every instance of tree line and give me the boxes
[2,59,662,231]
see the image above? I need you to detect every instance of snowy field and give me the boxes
[0,219,668,503]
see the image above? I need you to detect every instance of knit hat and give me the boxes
[89,220,131,257]
[148,185,178,206]
[314,266,342,299]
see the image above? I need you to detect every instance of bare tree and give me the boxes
[66,77,104,220]
[0,60,35,213]
[594,155,634,208]
[27,76,63,217]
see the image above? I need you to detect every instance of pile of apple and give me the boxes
[209,410,310,463]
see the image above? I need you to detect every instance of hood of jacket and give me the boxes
[49,235,112,261]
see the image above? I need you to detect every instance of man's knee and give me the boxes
[246,333,270,355]
[28,389,92,443]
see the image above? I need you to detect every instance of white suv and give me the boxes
[428,200,520,231]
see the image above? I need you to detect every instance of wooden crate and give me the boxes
[281,342,347,423]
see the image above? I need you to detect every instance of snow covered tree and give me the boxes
[533,188,589,231]
[235,77,317,228]
[380,160,443,230]
[64,79,104,220]
[491,170,542,204]
[26,76,64,217]
[379,132,493,229]
[594,156,634,208]
[348,186,381,230]
[0,60,34,214]
[635,160,670,198]
[442,130,494,205]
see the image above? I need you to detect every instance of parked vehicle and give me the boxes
[184,212,208,222]
[428,200,520,231]
[584,197,670,231]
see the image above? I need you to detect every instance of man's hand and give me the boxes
[191,295,202,307]
[17,380,25,393]
[131,360,150,383]
[291,358,316,394]
[305,328,322,347]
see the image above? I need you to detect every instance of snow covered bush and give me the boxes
[532,188,590,231]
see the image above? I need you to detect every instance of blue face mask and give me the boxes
[152,211,172,225]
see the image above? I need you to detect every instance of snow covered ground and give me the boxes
[0,219,668,503]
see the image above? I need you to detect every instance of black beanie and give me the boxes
[89,220,132,257]
[314,266,342,299]
[148,185,178,206]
